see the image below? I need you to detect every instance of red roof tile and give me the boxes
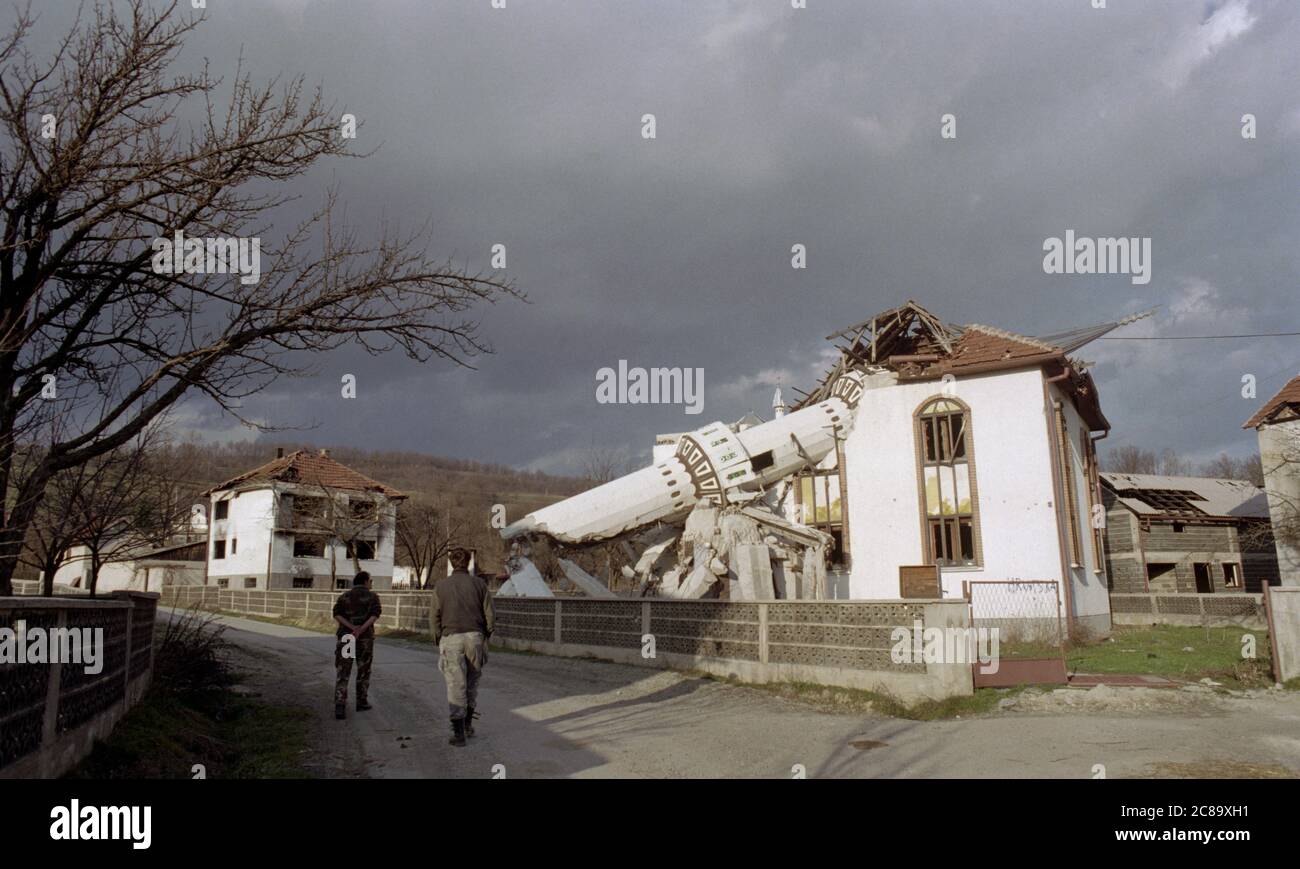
[1243,375,1300,429]
[942,324,1062,371]
[206,450,405,498]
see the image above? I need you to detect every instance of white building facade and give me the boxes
[771,310,1116,636]
[204,449,404,590]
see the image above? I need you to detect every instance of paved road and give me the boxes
[173,609,1300,779]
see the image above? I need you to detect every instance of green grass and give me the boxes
[1066,625,1273,689]
[68,682,313,779]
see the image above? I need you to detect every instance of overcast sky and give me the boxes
[20,0,1300,474]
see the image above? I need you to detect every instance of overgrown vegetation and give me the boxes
[69,608,311,779]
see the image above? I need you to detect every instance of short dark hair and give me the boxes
[353,571,371,586]
[448,549,471,570]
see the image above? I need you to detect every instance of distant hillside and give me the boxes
[172,441,589,507]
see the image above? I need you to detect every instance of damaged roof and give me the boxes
[1101,472,1268,520]
[1243,374,1300,429]
[206,450,406,499]
[798,300,1148,430]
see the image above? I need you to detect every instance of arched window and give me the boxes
[915,397,981,566]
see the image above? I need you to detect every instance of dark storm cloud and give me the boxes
[18,0,1300,472]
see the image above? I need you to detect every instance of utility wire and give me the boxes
[1101,331,1300,340]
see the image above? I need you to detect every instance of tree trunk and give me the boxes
[0,465,54,595]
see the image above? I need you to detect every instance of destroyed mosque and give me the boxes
[499,301,1151,637]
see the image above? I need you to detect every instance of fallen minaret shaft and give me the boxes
[502,371,869,545]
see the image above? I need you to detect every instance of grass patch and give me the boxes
[69,607,312,779]
[1066,624,1272,689]
[68,689,312,779]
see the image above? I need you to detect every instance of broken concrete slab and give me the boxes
[732,543,775,600]
[558,559,618,599]
[500,557,554,598]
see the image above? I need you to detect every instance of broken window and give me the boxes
[915,397,979,566]
[1222,562,1241,589]
[212,539,226,560]
[293,535,327,558]
[794,468,846,565]
[347,539,376,561]
[349,498,379,523]
[214,499,229,520]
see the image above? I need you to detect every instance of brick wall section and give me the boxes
[1098,503,1282,595]
[1144,524,1235,553]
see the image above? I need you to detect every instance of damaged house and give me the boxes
[1100,472,1278,594]
[204,449,404,590]
[501,301,1148,636]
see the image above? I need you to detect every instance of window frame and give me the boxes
[913,395,982,568]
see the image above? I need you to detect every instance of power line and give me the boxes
[1101,331,1300,340]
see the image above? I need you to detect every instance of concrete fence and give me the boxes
[0,591,158,779]
[1265,587,1300,684]
[161,585,441,633]
[1108,592,1266,628]
[160,586,974,702]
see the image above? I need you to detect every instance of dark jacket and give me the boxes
[333,586,382,639]
[432,570,494,643]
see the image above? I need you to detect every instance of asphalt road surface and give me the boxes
[172,608,1300,779]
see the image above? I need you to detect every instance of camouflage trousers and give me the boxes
[438,631,486,720]
[335,634,374,705]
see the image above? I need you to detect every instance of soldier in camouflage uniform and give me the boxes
[332,571,382,719]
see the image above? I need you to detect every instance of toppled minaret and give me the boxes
[499,369,873,600]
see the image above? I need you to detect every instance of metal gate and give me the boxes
[965,580,1068,688]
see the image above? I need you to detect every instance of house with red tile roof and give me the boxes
[782,301,1150,637]
[1244,374,1300,586]
[203,448,406,590]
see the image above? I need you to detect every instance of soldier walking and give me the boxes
[432,549,494,746]
[333,570,381,719]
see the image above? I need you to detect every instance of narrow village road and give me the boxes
[172,609,1300,779]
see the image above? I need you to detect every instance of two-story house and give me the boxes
[203,449,405,590]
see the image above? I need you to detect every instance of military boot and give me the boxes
[335,703,346,720]
[356,699,372,711]
[449,718,467,747]
[464,706,476,737]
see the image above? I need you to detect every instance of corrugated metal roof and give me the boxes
[1101,472,1268,519]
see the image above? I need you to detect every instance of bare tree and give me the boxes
[1201,452,1265,486]
[289,485,386,588]
[0,2,522,593]
[394,496,465,588]
[27,424,191,595]
[580,441,632,486]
